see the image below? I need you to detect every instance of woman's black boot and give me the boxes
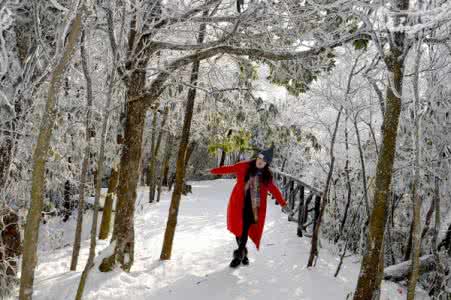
[230,249,242,268]
[241,247,249,265]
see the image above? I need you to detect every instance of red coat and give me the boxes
[210,161,287,250]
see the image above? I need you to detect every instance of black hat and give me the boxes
[258,147,274,165]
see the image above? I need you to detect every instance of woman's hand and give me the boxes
[281,205,293,215]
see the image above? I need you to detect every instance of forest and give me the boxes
[0,0,450,299]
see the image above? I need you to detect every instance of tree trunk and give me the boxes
[158,133,173,201]
[155,160,164,201]
[149,106,169,203]
[365,118,380,156]
[219,149,226,167]
[162,134,173,187]
[75,18,118,298]
[182,140,197,195]
[99,168,119,240]
[430,176,446,296]
[353,115,371,219]
[70,30,94,271]
[98,1,162,272]
[302,194,313,228]
[63,180,72,222]
[184,140,197,170]
[18,6,84,300]
[407,196,422,299]
[160,12,208,260]
[406,42,423,300]
[307,107,342,267]
[75,92,113,299]
[336,117,352,244]
[334,210,358,277]
[386,209,396,266]
[98,74,147,272]
[405,220,414,262]
[432,179,441,254]
[218,129,233,167]
[307,57,360,266]
[353,28,407,299]
[0,140,13,192]
[420,196,435,240]
[148,110,158,202]
[313,195,321,227]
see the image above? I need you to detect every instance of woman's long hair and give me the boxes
[245,159,272,184]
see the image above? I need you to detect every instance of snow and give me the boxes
[30,179,428,300]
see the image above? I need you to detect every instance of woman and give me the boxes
[210,148,291,268]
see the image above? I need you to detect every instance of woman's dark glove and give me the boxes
[281,205,293,215]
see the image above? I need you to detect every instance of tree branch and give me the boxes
[139,0,223,42]
[130,45,318,106]
[163,16,239,23]
[147,20,240,51]
[131,31,371,108]
[424,37,451,55]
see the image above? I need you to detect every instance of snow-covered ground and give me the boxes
[29,179,428,300]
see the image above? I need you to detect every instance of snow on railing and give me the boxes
[272,169,323,238]
[272,169,322,196]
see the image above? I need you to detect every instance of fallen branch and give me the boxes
[384,255,436,282]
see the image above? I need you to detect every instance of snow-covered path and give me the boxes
[32,179,420,300]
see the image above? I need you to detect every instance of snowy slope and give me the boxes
[29,179,428,300]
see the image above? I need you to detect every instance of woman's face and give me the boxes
[256,156,267,169]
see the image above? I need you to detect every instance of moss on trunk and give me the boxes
[99,168,119,240]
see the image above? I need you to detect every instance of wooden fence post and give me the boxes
[289,180,295,210]
[282,176,287,200]
[297,186,305,237]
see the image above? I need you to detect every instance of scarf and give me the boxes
[245,170,262,220]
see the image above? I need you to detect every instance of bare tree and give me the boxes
[353,112,371,219]
[100,0,164,272]
[308,55,360,267]
[160,9,209,260]
[75,1,120,297]
[148,109,158,203]
[159,133,174,194]
[307,107,342,267]
[407,42,424,300]
[148,105,169,203]
[353,0,410,297]
[335,117,352,244]
[19,3,85,299]
[70,29,94,271]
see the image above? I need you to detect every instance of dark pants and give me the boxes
[235,190,256,252]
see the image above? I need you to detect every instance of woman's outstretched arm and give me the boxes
[210,160,250,175]
[268,180,287,207]
[210,163,239,175]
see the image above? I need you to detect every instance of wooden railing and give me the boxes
[272,169,322,237]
